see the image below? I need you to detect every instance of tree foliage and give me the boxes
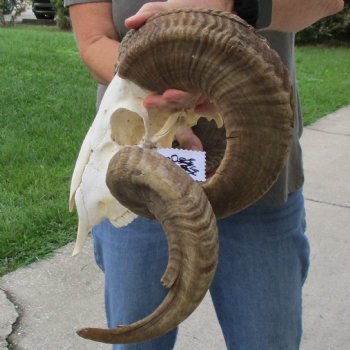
[1,0,28,26]
[296,2,350,44]
[52,0,70,30]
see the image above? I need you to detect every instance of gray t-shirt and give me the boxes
[65,0,304,205]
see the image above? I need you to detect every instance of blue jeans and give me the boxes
[92,189,309,350]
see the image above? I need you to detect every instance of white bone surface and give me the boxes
[69,76,149,255]
[70,75,222,255]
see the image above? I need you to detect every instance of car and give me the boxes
[32,0,55,20]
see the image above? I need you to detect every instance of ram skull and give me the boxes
[70,8,294,344]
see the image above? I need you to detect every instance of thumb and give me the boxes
[125,2,168,29]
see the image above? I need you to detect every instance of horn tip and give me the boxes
[76,327,90,339]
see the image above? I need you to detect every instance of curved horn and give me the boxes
[117,8,294,218]
[77,146,218,344]
[77,8,294,344]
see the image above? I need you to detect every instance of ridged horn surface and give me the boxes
[77,8,294,344]
[117,8,295,218]
[77,146,218,344]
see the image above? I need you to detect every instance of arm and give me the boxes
[126,0,344,32]
[125,0,344,110]
[268,0,345,32]
[69,2,119,85]
[125,0,233,28]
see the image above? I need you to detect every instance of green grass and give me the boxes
[0,26,349,277]
[0,26,96,275]
[296,45,350,125]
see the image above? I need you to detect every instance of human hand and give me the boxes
[144,89,216,116]
[125,0,233,29]
[126,0,225,123]
[126,2,225,151]
[144,89,218,151]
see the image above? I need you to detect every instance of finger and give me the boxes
[163,89,203,109]
[144,90,197,110]
[162,89,194,102]
[125,11,152,28]
[194,101,217,115]
[143,93,169,109]
[125,2,167,29]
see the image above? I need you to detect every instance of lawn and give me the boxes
[0,26,96,275]
[296,45,350,125]
[0,26,349,276]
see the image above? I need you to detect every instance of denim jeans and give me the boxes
[92,189,309,350]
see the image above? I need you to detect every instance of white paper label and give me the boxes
[157,148,206,182]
